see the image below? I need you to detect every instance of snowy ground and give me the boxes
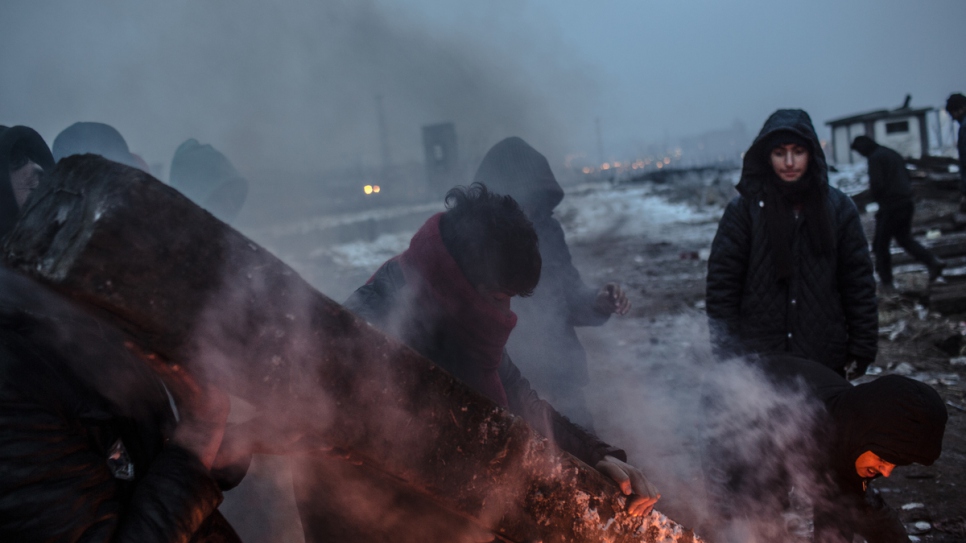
[226,176,966,542]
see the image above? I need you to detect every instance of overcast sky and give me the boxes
[2,0,963,174]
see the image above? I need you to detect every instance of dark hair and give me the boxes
[439,182,541,296]
[947,93,966,115]
[850,135,878,157]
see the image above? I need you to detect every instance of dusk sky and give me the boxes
[2,0,964,174]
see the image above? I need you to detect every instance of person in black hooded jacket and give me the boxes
[706,109,878,377]
[0,264,256,543]
[0,125,54,239]
[850,135,944,292]
[759,355,946,543]
[472,137,631,429]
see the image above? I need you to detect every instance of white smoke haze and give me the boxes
[582,312,829,542]
[1,1,597,178]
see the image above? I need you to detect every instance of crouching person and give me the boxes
[0,265,249,542]
[293,183,659,543]
[708,354,947,543]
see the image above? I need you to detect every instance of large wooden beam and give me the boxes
[3,155,701,543]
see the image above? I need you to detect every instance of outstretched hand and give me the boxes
[595,283,631,316]
[129,342,230,470]
[595,455,660,516]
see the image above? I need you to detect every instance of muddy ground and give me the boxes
[567,188,966,542]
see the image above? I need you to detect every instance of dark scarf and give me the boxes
[764,173,834,281]
[396,213,516,407]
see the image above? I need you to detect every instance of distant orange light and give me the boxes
[664,157,670,164]
[364,185,373,195]
[373,185,381,193]
[582,167,593,174]
[601,163,611,170]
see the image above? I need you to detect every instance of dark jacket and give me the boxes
[760,355,947,543]
[473,137,609,393]
[0,125,54,238]
[0,267,238,543]
[855,140,913,212]
[957,116,966,191]
[345,259,623,467]
[706,109,878,372]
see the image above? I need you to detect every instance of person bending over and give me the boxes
[294,183,658,543]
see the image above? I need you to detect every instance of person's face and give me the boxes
[854,450,896,479]
[9,159,43,208]
[770,143,809,182]
[476,285,515,314]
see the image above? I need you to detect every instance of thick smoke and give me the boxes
[584,312,830,542]
[1,1,597,177]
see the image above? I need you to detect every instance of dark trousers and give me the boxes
[873,201,938,285]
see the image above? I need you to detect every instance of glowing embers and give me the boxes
[363,185,382,195]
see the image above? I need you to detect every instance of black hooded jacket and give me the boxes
[851,138,913,212]
[760,355,947,543]
[0,266,239,543]
[0,125,54,238]
[706,110,878,372]
[472,137,609,395]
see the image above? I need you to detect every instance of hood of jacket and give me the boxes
[472,137,564,214]
[52,122,137,168]
[736,109,829,199]
[834,374,947,469]
[0,125,55,238]
[169,138,249,223]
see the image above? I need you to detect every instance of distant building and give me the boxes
[421,122,459,194]
[826,98,932,164]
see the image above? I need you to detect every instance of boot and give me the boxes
[880,282,897,296]
[929,259,946,283]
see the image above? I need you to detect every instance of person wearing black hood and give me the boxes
[707,109,878,378]
[0,265,251,542]
[764,355,946,543]
[169,138,249,224]
[472,137,630,429]
[51,121,145,170]
[946,93,966,208]
[851,135,945,293]
[0,125,54,238]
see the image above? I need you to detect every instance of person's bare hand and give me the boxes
[128,342,229,470]
[212,412,315,471]
[595,455,660,516]
[595,283,631,316]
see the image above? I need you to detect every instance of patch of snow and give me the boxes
[556,184,719,244]
[311,231,413,270]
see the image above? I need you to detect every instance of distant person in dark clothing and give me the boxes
[472,137,630,429]
[52,121,143,170]
[294,184,658,543]
[947,93,966,206]
[170,139,249,224]
[708,355,947,543]
[707,109,878,378]
[851,135,945,292]
[0,125,54,238]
